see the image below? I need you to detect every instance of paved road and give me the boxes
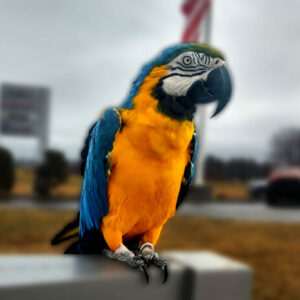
[179,202,300,223]
[1,199,300,223]
[0,198,78,211]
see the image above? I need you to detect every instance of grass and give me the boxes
[11,168,248,200]
[207,181,248,200]
[11,168,82,198]
[0,209,75,253]
[159,217,300,300]
[0,209,299,300]
[51,174,82,198]
[11,168,35,196]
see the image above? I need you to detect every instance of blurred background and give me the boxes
[0,1,300,299]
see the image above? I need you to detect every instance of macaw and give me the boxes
[52,43,232,283]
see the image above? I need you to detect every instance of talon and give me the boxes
[151,257,168,283]
[162,264,168,284]
[138,243,169,283]
[140,264,149,283]
[103,244,150,282]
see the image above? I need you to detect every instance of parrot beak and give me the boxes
[186,64,232,117]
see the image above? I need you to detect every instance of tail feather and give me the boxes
[64,241,79,254]
[51,213,80,245]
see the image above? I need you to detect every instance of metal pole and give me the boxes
[0,85,2,147]
[193,2,212,186]
[36,88,50,163]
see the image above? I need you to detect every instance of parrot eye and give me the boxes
[215,59,219,64]
[182,56,192,65]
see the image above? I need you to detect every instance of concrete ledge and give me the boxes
[0,252,252,300]
[166,252,253,300]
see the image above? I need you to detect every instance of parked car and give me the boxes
[266,166,300,206]
[248,179,268,200]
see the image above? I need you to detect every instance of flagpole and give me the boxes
[181,0,212,186]
[193,2,212,186]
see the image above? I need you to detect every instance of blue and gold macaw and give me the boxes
[52,43,232,282]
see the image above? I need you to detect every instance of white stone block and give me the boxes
[0,252,252,300]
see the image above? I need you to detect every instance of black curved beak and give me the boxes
[186,64,232,117]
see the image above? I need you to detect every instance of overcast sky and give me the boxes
[0,0,299,162]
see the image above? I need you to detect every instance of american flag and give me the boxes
[181,0,211,43]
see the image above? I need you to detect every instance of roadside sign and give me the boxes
[0,83,50,137]
[0,83,50,161]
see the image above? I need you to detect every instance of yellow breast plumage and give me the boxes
[101,66,194,249]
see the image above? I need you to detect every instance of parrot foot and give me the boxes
[103,244,149,283]
[140,243,168,283]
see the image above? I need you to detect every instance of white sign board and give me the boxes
[0,83,50,137]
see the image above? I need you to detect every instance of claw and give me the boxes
[140,264,149,283]
[103,245,150,283]
[138,244,169,283]
[151,257,168,283]
[162,264,168,284]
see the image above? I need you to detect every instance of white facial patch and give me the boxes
[162,51,224,97]
[162,74,204,97]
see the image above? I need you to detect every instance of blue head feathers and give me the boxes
[120,43,231,119]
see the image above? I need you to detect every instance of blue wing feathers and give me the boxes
[79,108,121,237]
[189,131,198,185]
[176,129,198,209]
[80,122,97,175]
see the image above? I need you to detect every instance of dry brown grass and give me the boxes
[0,209,75,253]
[207,181,248,200]
[12,168,35,196]
[51,174,82,197]
[11,168,248,200]
[160,217,300,300]
[11,168,82,198]
[0,209,299,299]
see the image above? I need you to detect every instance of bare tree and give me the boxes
[270,128,300,165]
[204,155,271,181]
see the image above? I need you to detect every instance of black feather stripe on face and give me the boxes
[152,80,196,121]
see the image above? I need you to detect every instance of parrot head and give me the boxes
[122,43,232,121]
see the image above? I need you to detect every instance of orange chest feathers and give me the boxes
[106,107,194,229]
[105,65,195,235]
